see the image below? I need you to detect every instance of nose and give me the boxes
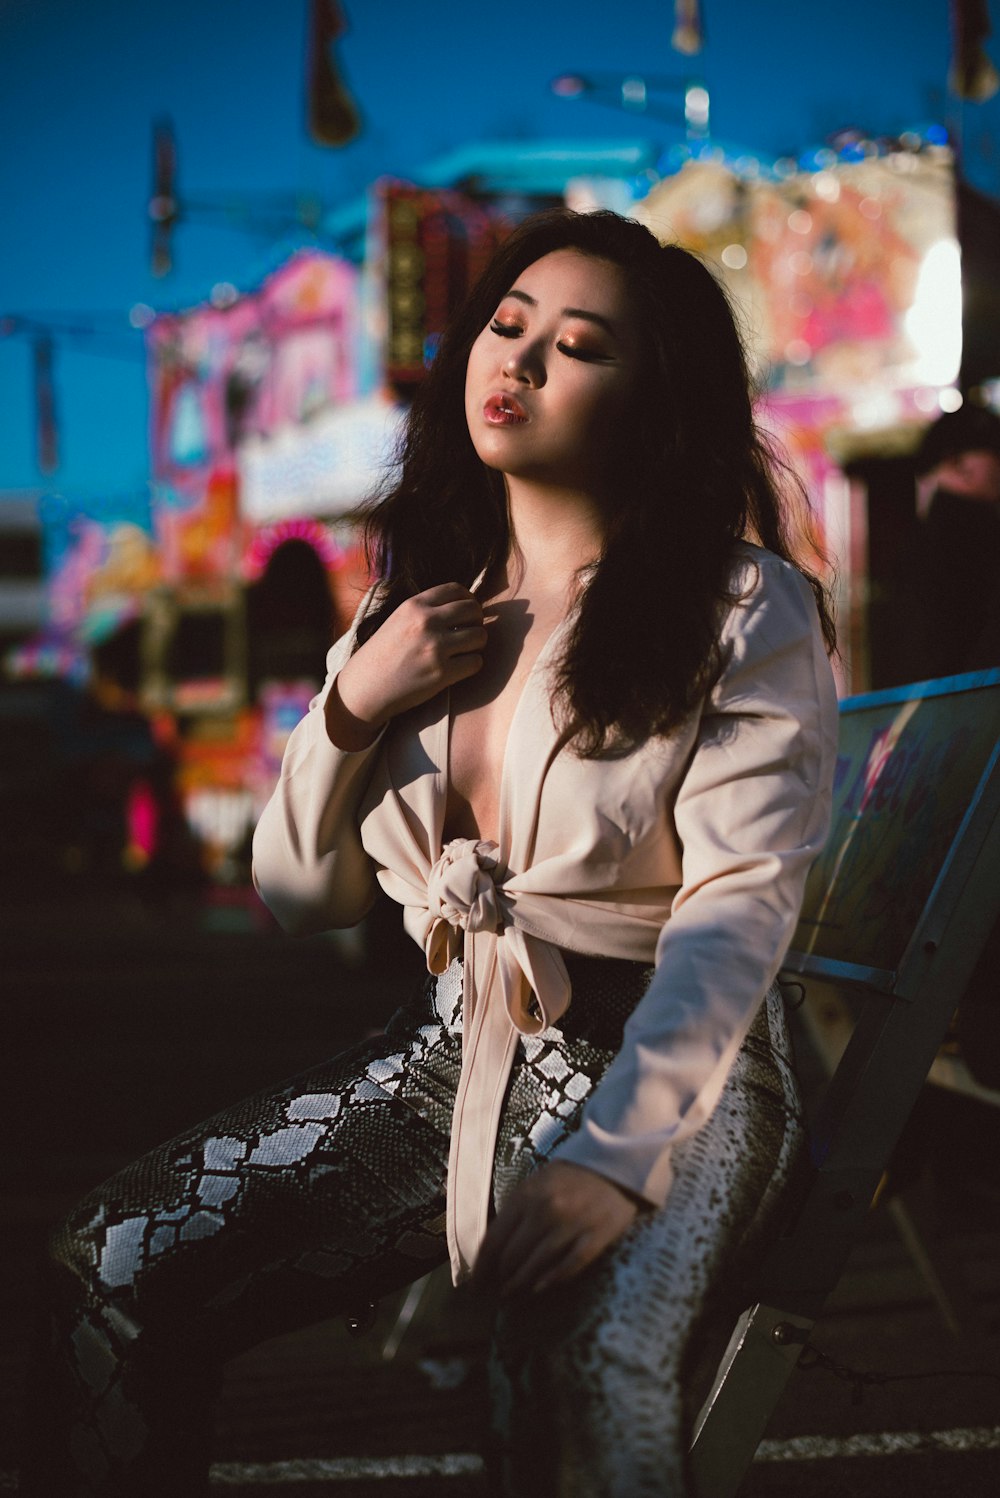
[501,339,544,386]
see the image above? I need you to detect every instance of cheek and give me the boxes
[576,376,636,454]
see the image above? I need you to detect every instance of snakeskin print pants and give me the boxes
[22,954,805,1498]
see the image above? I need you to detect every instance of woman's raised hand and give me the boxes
[326,583,487,749]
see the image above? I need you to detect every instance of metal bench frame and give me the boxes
[688,668,1000,1496]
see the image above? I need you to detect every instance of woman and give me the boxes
[27,209,838,1496]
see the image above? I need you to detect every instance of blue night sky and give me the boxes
[1,0,996,498]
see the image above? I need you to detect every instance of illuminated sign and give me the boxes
[237,396,406,524]
[381,182,509,386]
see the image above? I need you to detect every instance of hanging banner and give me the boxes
[305,0,361,146]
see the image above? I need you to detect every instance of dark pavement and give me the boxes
[3,884,999,1495]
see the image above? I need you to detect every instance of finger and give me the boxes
[488,1207,579,1296]
[434,598,485,631]
[445,652,484,683]
[532,1232,603,1294]
[472,1196,538,1291]
[418,581,477,607]
[471,1237,499,1292]
[443,625,489,654]
[500,1227,586,1300]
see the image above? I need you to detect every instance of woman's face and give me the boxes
[464,248,641,494]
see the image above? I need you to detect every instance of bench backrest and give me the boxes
[787,668,1000,992]
[764,667,1000,1313]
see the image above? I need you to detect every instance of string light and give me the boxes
[649,122,950,191]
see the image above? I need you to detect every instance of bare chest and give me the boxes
[445,600,563,843]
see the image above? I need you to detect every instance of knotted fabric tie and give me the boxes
[425,838,503,975]
[418,839,572,1280]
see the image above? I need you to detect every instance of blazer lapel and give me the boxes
[499,617,574,875]
[381,689,450,870]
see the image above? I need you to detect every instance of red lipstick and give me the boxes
[483,392,528,425]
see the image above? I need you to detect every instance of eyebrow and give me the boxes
[502,287,618,337]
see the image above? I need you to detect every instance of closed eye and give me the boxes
[489,320,615,362]
[557,342,615,363]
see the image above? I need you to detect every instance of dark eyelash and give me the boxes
[490,321,611,362]
[557,343,610,363]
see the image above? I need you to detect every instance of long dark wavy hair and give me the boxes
[360,208,835,755]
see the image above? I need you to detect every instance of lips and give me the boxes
[483,392,528,425]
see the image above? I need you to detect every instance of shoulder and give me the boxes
[720,543,824,655]
[341,579,390,649]
[707,544,837,734]
[726,541,816,605]
[350,580,388,630]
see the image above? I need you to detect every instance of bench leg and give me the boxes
[688,1302,813,1498]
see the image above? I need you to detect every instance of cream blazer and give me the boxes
[252,543,839,1281]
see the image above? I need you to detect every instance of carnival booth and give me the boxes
[633,132,960,690]
[140,249,371,874]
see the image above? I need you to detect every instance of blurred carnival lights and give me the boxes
[684,84,710,135]
[851,388,906,431]
[904,237,963,388]
[913,387,943,414]
[210,282,240,309]
[550,72,709,140]
[622,77,647,111]
[720,243,747,270]
[813,172,841,202]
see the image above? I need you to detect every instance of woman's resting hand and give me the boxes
[327,583,487,749]
[471,1160,640,1299]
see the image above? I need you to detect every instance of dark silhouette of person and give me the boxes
[890,405,1000,1089]
[245,538,336,700]
[51,620,200,890]
[896,404,1000,680]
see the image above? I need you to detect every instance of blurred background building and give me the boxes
[2,0,998,895]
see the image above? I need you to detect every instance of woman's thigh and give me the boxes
[49,980,461,1356]
[488,982,807,1498]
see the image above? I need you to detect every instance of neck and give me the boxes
[502,476,606,597]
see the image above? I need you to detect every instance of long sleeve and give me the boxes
[251,597,384,936]
[553,555,838,1204]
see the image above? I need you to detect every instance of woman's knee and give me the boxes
[46,1194,107,1300]
[44,1177,162,1318]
